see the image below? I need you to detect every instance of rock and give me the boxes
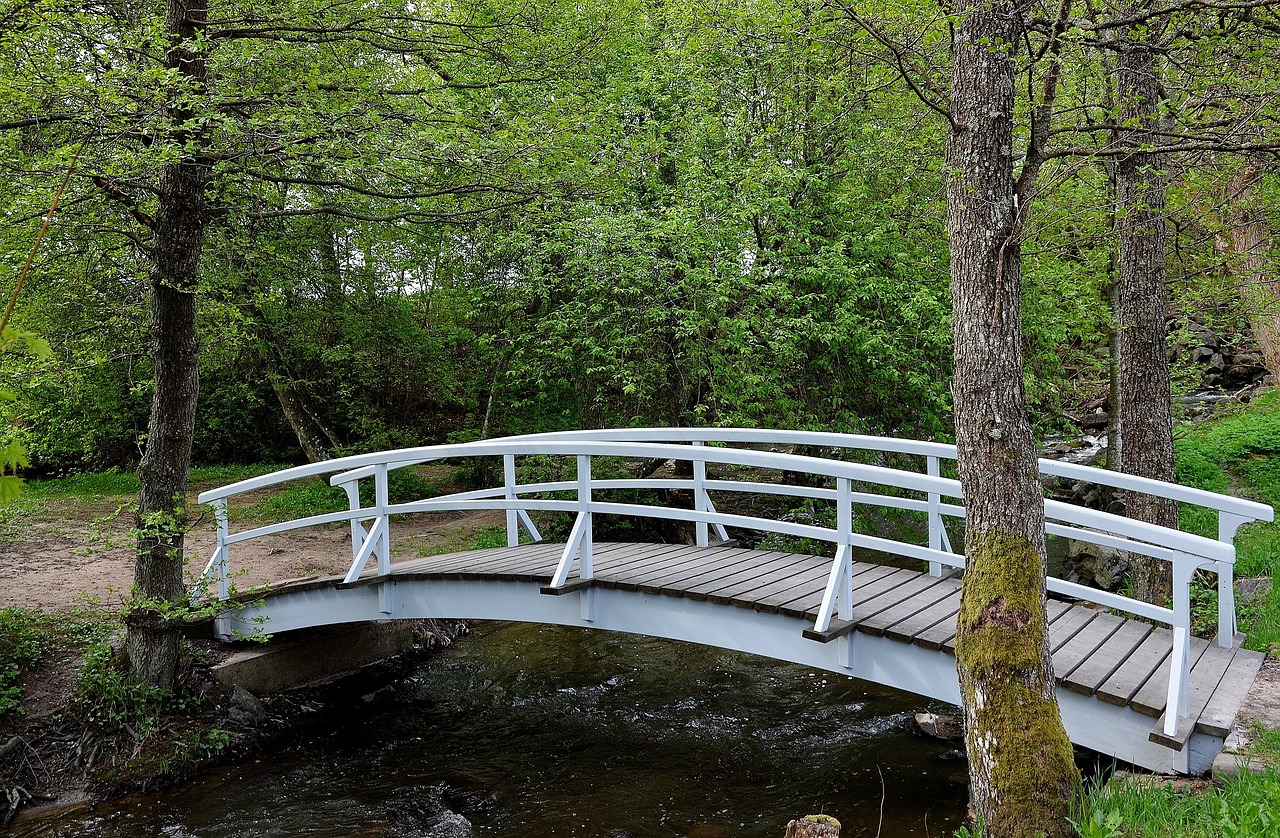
[1236,576,1272,607]
[427,811,474,838]
[1067,541,1129,591]
[785,815,841,838]
[387,786,478,838]
[225,685,267,729]
[915,712,963,741]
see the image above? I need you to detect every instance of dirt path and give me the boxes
[0,495,506,612]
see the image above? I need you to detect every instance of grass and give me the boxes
[1072,762,1280,837]
[413,524,511,558]
[1173,389,1280,650]
[1052,390,1280,838]
[0,606,113,717]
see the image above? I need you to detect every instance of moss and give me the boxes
[956,531,1078,838]
[956,532,1050,675]
[802,814,841,827]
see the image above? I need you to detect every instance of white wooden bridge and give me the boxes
[194,429,1273,775]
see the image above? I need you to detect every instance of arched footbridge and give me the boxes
[194,429,1273,775]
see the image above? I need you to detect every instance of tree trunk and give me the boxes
[263,349,339,463]
[1111,24,1176,607]
[125,0,211,692]
[946,1,1077,834]
[1222,151,1280,379]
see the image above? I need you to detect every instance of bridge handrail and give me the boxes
[194,432,1271,741]
[321,427,1272,532]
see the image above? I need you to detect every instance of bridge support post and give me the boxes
[927,456,944,577]
[813,479,855,634]
[693,442,709,548]
[547,455,594,589]
[1164,552,1198,737]
[1218,512,1245,647]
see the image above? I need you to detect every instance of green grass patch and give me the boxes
[20,469,140,500]
[415,524,511,558]
[1173,390,1280,650]
[1074,767,1280,837]
[0,606,113,716]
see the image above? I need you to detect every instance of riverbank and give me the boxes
[0,609,466,828]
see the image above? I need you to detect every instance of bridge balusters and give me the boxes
[374,463,391,575]
[1164,552,1200,736]
[1218,512,1246,648]
[577,454,594,579]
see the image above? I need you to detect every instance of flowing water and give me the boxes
[16,622,970,837]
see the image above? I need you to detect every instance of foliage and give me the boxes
[1170,390,1280,650]
[0,607,111,716]
[0,324,50,500]
[74,641,175,734]
[1073,768,1280,837]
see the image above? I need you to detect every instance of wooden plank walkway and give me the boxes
[354,540,1263,746]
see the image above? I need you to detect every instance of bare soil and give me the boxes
[0,491,506,612]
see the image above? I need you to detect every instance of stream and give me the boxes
[15,622,970,837]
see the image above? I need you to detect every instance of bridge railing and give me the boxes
[194,431,1272,739]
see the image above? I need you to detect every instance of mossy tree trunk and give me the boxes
[1111,17,1176,607]
[125,0,212,692]
[945,0,1079,833]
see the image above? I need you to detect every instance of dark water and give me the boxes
[16,623,969,837]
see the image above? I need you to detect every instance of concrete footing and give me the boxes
[210,621,424,695]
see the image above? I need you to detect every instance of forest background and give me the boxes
[2,0,1274,477]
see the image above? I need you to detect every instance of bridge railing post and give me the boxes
[926,456,946,577]
[375,463,391,575]
[693,441,709,548]
[504,454,520,548]
[212,498,230,600]
[577,454,594,579]
[1217,512,1246,647]
[1164,552,1198,737]
[814,477,854,633]
[191,498,231,605]
[547,453,594,588]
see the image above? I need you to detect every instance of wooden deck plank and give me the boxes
[604,547,757,591]
[883,582,963,647]
[593,542,699,575]
[1181,643,1243,722]
[1198,647,1266,737]
[729,561,842,615]
[1047,604,1101,652]
[695,553,833,606]
[1096,629,1173,707]
[1131,635,1212,718]
[394,542,548,574]
[638,549,775,595]
[751,562,897,616]
[1062,619,1153,696]
[789,567,923,619]
[658,550,803,598]
[1053,611,1124,680]
[856,573,961,637]
[590,545,707,584]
